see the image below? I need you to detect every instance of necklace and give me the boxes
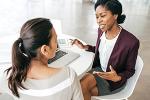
[106,26,122,40]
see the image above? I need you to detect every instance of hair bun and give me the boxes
[117,14,126,24]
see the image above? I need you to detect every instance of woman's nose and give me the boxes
[98,17,102,23]
[97,17,102,24]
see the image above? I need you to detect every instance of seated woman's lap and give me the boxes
[80,73,98,96]
[88,67,112,96]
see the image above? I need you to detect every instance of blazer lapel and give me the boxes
[95,28,103,53]
[106,28,124,71]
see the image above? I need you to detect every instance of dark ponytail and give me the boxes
[6,38,31,97]
[6,18,53,97]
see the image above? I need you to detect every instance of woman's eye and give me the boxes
[101,15,105,17]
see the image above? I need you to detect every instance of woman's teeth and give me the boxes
[100,25,105,29]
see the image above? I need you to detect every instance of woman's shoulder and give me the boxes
[122,28,139,40]
[120,28,139,46]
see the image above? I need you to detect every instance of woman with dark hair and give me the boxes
[72,0,139,100]
[0,18,83,100]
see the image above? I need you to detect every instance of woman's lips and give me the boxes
[100,24,105,29]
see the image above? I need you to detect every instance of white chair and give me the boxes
[91,55,144,100]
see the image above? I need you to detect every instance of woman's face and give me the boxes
[48,27,57,58]
[95,5,117,32]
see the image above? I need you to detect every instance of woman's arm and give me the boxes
[71,39,96,53]
[85,45,96,53]
[118,40,140,82]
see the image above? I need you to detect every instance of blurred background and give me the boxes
[0,0,150,99]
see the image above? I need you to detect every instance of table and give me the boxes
[57,34,94,79]
[0,33,94,79]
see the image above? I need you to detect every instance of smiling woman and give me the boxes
[72,0,139,100]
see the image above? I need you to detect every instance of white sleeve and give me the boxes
[69,68,84,100]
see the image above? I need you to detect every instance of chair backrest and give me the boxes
[92,55,144,100]
[122,55,143,98]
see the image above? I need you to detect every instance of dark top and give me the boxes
[86,28,140,91]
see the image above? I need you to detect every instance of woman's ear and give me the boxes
[40,45,50,59]
[114,14,118,20]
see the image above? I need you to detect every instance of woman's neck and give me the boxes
[30,59,48,68]
[27,59,59,80]
[106,24,121,40]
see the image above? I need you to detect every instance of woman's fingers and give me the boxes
[70,39,85,49]
[70,39,79,45]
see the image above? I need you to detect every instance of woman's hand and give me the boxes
[95,65,121,82]
[71,39,88,50]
